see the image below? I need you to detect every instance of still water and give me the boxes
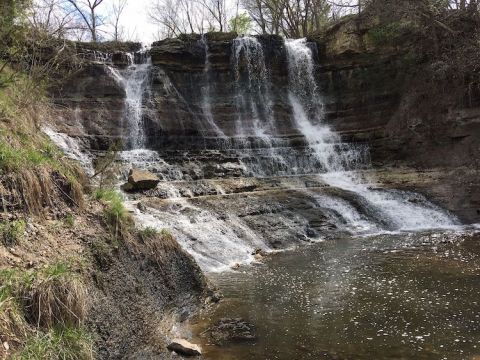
[194,229,480,360]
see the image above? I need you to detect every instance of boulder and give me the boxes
[123,169,160,192]
[167,339,202,356]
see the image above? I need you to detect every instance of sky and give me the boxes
[115,0,159,44]
[112,0,238,45]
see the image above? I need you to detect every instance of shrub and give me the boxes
[0,220,26,246]
[0,271,30,348]
[0,262,88,332]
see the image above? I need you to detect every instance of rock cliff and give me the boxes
[49,20,480,223]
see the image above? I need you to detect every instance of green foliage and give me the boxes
[42,262,71,279]
[138,226,159,240]
[94,188,131,235]
[0,268,32,301]
[0,261,77,303]
[0,0,30,88]
[15,327,93,360]
[229,13,252,35]
[0,219,26,246]
[0,141,51,172]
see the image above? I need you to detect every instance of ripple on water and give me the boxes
[193,229,480,360]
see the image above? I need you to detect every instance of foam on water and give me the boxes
[129,201,266,272]
[284,38,458,231]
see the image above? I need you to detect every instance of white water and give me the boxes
[43,126,94,176]
[232,36,275,138]
[130,201,266,272]
[285,38,458,231]
[200,36,228,138]
[107,57,151,149]
[84,40,462,274]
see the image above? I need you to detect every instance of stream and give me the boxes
[193,229,480,360]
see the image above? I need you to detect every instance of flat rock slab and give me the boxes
[123,169,160,191]
[167,339,202,356]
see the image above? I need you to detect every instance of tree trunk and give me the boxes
[91,7,97,42]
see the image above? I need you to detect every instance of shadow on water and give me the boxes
[193,229,480,360]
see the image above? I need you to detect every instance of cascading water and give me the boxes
[232,36,275,138]
[43,126,94,176]
[230,37,298,176]
[200,35,228,138]
[285,38,457,231]
[107,55,151,149]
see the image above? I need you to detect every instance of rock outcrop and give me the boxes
[122,169,160,191]
[49,23,480,223]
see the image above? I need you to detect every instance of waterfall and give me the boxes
[231,36,275,139]
[284,38,458,230]
[231,36,294,176]
[107,55,151,149]
[200,35,228,138]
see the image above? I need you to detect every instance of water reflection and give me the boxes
[194,229,480,360]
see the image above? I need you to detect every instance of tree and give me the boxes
[111,0,128,41]
[229,12,252,34]
[64,0,105,41]
[150,0,233,37]
[30,0,84,38]
[242,0,331,37]
[195,0,228,32]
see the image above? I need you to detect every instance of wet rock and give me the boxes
[137,202,147,212]
[206,290,222,303]
[112,52,132,67]
[167,339,202,356]
[123,169,160,191]
[203,318,256,345]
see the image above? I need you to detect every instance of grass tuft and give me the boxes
[63,214,75,228]
[138,226,158,241]
[94,188,132,239]
[25,262,88,329]
[15,327,93,360]
[0,219,26,246]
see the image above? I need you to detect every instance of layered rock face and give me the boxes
[49,24,479,227]
[313,17,480,170]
